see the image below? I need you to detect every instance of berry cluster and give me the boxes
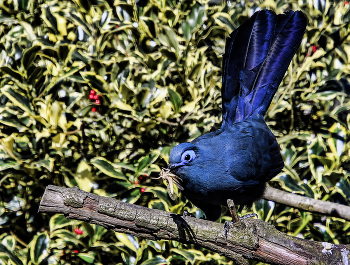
[88,90,101,112]
[74,228,83,235]
[133,175,148,192]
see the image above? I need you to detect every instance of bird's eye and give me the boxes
[181,150,196,163]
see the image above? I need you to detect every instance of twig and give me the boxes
[263,186,350,221]
[180,110,194,125]
[227,199,240,223]
[10,231,28,247]
[156,109,195,127]
[65,124,82,135]
[158,119,178,126]
[39,185,350,265]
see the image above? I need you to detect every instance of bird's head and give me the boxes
[158,142,198,200]
[168,142,197,172]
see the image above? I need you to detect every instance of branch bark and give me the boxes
[263,186,350,221]
[39,185,350,265]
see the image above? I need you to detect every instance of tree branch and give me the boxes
[263,186,350,221]
[39,185,350,265]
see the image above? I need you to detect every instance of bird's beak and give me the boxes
[167,163,184,171]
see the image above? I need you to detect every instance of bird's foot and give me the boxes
[224,214,258,237]
[224,199,258,238]
[224,221,234,238]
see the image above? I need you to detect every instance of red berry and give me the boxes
[134,180,139,184]
[116,25,119,28]
[93,95,99,100]
[312,45,317,53]
[74,228,83,235]
[345,1,349,5]
[91,107,96,112]
[141,188,146,193]
[73,250,79,253]
[95,99,100,104]
[90,90,96,95]
[89,94,94,99]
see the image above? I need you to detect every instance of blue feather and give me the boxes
[221,10,307,126]
[167,10,307,221]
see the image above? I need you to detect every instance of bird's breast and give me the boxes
[174,115,283,206]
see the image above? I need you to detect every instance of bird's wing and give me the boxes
[221,10,307,126]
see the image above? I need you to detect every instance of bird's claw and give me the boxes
[224,221,233,238]
[239,213,258,220]
[182,210,195,218]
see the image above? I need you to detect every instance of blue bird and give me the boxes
[165,10,307,221]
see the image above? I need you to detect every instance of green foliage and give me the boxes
[1,0,350,264]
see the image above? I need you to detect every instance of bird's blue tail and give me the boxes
[221,10,307,126]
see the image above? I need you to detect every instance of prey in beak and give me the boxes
[159,167,184,200]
